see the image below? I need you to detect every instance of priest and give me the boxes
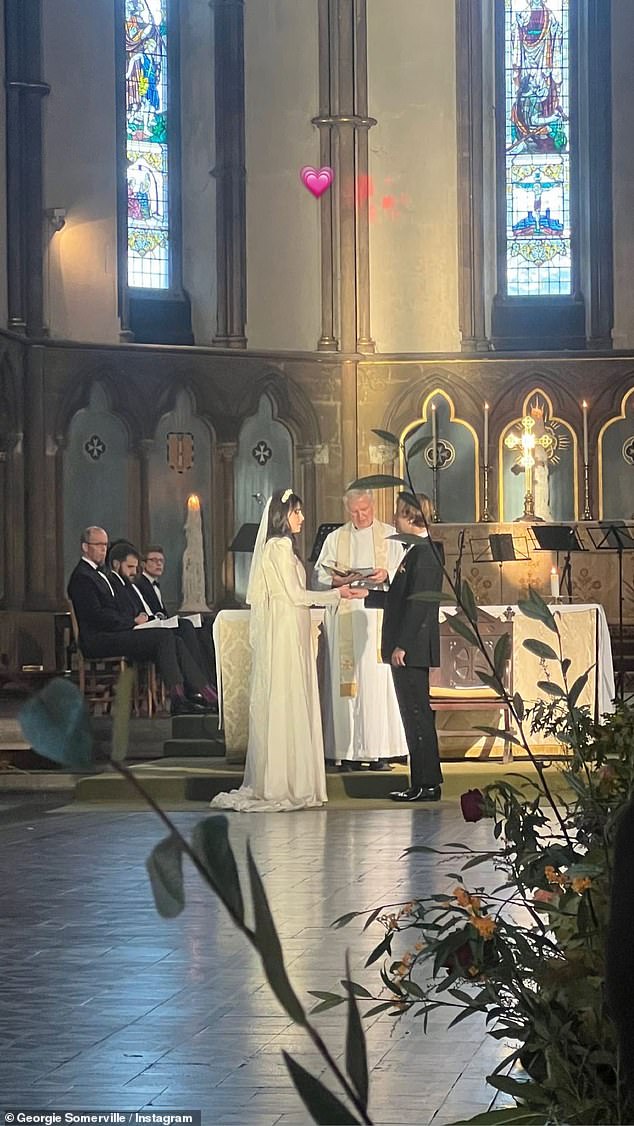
[312,488,407,770]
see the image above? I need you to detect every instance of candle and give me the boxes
[483,402,489,465]
[180,493,210,612]
[582,401,589,465]
[431,403,438,468]
[550,566,560,600]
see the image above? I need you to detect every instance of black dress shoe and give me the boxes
[389,786,442,803]
[170,698,208,717]
[339,761,362,772]
[369,760,393,771]
[187,693,218,714]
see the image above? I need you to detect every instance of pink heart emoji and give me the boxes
[300,165,334,198]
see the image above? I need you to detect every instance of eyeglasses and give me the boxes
[85,541,108,547]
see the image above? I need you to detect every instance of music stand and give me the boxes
[470,533,530,604]
[587,521,634,699]
[309,523,342,563]
[229,524,260,552]
[532,525,585,603]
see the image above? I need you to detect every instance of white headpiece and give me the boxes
[246,488,293,606]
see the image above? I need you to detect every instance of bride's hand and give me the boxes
[339,585,369,599]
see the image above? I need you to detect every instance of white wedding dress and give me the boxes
[211,536,341,812]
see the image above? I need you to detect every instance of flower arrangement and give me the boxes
[314,440,634,1125]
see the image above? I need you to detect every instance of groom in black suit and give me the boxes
[381,492,444,802]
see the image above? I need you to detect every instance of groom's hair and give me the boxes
[396,491,432,527]
[267,489,303,541]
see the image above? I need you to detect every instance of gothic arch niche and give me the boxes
[149,389,214,609]
[598,388,634,520]
[233,395,294,601]
[62,383,131,584]
[499,387,577,521]
[399,390,479,524]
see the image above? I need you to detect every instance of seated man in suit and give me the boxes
[68,527,217,716]
[108,540,216,709]
[135,544,216,682]
[381,492,444,803]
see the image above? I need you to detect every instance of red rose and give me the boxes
[443,941,474,974]
[461,788,486,822]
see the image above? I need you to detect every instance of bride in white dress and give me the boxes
[211,488,367,812]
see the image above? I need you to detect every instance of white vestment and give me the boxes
[313,521,408,762]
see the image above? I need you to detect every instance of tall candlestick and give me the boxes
[550,566,560,600]
[431,403,438,468]
[483,402,489,464]
[582,401,589,464]
[180,493,210,612]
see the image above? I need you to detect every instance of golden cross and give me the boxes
[505,415,553,519]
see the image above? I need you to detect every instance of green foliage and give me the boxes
[320,602,634,1125]
[19,677,94,771]
[146,834,185,919]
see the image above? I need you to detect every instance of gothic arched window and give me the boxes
[456,0,612,352]
[124,0,170,289]
[116,0,191,343]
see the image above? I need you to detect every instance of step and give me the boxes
[171,714,220,739]
[163,737,226,759]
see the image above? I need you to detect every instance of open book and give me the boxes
[134,613,203,630]
[134,615,179,630]
[322,565,377,579]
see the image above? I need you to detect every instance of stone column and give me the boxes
[210,0,247,348]
[297,445,318,560]
[216,441,238,603]
[24,347,57,609]
[455,0,488,352]
[138,439,155,552]
[5,0,49,336]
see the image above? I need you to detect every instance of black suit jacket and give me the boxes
[67,559,136,651]
[381,537,444,668]
[134,573,165,616]
[110,571,147,618]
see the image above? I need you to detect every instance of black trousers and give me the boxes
[391,666,442,789]
[177,619,216,684]
[82,629,207,694]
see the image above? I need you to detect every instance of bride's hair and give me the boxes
[267,489,303,542]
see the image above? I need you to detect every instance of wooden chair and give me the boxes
[429,609,515,760]
[67,602,158,717]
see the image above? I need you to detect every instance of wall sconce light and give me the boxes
[45,207,66,233]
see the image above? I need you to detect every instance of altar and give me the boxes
[213,603,615,763]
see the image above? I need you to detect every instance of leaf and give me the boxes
[192,815,244,924]
[341,979,373,999]
[19,677,94,771]
[310,997,347,1015]
[522,638,558,661]
[461,581,479,625]
[536,680,566,698]
[409,590,446,603]
[146,834,185,918]
[247,843,306,1025]
[111,666,135,763]
[344,954,369,1111]
[331,911,362,929]
[494,632,511,679]
[476,726,522,747]
[475,670,503,695]
[282,1052,360,1125]
[449,1109,548,1125]
[371,428,399,446]
[365,1001,399,1017]
[406,435,431,461]
[348,474,407,491]
[513,692,525,720]
[362,906,384,931]
[517,588,557,632]
[486,1073,549,1106]
[365,932,393,967]
[446,616,480,648]
[568,670,589,708]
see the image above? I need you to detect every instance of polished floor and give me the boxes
[0,797,513,1125]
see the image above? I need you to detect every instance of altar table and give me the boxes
[213,604,615,762]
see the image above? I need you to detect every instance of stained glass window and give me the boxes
[125,0,170,289]
[502,0,572,296]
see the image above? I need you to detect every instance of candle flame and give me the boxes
[187,494,200,511]
[431,402,436,411]
[582,401,588,409]
[485,401,489,410]
[551,566,558,576]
